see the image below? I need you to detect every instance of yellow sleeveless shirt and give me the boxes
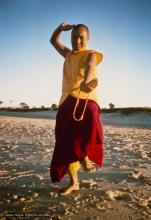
[58,49,103,107]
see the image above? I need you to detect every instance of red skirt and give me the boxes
[50,95,103,182]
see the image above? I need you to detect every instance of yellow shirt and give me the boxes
[58,49,103,107]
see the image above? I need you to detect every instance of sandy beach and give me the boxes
[0,115,151,220]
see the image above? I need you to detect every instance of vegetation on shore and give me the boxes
[101,107,151,115]
[0,107,151,115]
[0,101,150,115]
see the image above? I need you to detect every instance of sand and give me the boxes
[0,115,151,220]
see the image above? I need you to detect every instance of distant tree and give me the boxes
[0,101,3,107]
[19,102,29,109]
[41,105,45,109]
[51,103,58,111]
[109,103,115,109]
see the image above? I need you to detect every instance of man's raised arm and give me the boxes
[50,23,74,58]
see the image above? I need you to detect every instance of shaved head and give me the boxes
[72,24,90,37]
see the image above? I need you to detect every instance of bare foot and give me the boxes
[80,157,96,173]
[60,183,80,195]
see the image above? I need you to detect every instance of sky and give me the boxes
[0,0,151,108]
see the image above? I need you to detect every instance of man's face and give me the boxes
[71,27,89,51]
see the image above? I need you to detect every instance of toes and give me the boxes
[82,165,96,173]
[89,167,96,173]
[60,190,70,195]
[60,184,80,195]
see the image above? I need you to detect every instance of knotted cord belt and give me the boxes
[73,90,89,121]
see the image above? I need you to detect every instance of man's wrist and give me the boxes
[57,25,63,32]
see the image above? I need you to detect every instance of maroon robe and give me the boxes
[50,95,103,182]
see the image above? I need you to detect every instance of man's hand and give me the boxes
[58,23,75,31]
[50,22,74,58]
[80,78,98,93]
